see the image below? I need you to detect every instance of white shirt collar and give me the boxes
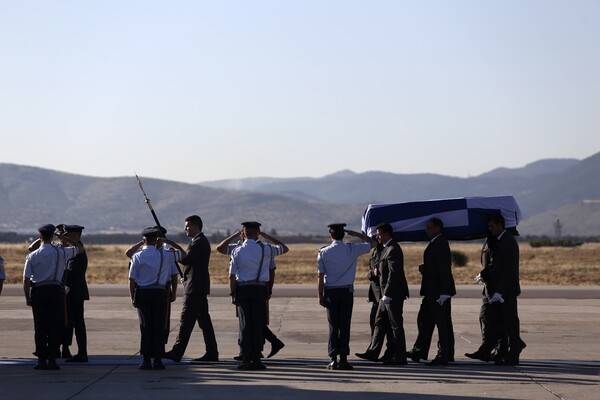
[430,234,441,243]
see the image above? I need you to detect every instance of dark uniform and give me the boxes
[59,224,90,362]
[129,227,180,370]
[24,224,80,370]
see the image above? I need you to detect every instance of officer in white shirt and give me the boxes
[317,223,376,370]
[229,221,288,370]
[24,224,84,370]
[129,227,182,370]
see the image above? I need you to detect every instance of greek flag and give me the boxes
[361,196,522,241]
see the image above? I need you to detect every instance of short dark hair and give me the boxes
[40,231,54,241]
[185,215,203,231]
[376,222,393,236]
[330,230,345,240]
[488,213,505,228]
[429,217,444,230]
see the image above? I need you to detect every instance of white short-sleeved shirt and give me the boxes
[23,243,78,284]
[317,240,371,287]
[229,239,284,282]
[129,246,181,287]
[227,241,277,271]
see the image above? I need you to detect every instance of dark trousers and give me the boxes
[64,295,87,355]
[481,297,522,362]
[324,288,354,359]
[136,289,167,360]
[411,297,454,360]
[368,302,395,356]
[366,299,406,361]
[31,285,64,360]
[170,293,218,357]
[237,285,267,360]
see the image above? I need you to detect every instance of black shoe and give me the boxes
[233,354,244,361]
[61,347,72,359]
[426,357,448,366]
[46,359,60,370]
[406,350,425,363]
[465,351,492,362]
[65,354,88,363]
[267,340,285,358]
[153,360,166,370]
[163,350,182,363]
[139,360,153,370]
[495,358,519,366]
[355,352,378,362]
[251,360,267,370]
[192,353,219,362]
[33,359,47,370]
[378,350,395,363]
[237,361,253,370]
[327,360,338,370]
[338,361,353,370]
[383,357,407,366]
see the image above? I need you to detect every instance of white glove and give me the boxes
[436,295,451,305]
[474,274,483,284]
[489,292,504,303]
[379,295,392,311]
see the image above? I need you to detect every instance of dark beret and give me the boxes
[141,227,161,237]
[241,221,261,230]
[63,224,85,233]
[327,223,347,231]
[38,224,56,234]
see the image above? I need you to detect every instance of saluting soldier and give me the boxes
[128,227,181,370]
[229,221,288,370]
[217,226,287,361]
[317,223,375,370]
[24,224,84,370]
[56,224,90,363]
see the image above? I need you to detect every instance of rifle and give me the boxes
[134,173,183,278]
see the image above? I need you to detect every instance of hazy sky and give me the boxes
[1,1,599,183]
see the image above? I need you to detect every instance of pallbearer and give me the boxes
[128,227,180,370]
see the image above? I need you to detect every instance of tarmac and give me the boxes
[1,284,599,400]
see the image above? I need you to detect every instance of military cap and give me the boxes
[154,226,167,235]
[63,224,85,233]
[38,224,56,234]
[241,221,261,230]
[327,223,347,231]
[55,224,66,234]
[141,226,161,237]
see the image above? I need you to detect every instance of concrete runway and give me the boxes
[1,284,599,400]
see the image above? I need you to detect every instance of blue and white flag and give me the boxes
[361,196,523,241]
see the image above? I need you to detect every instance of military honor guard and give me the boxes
[229,221,289,370]
[317,223,375,370]
[56,224,90,363]
[24,224,84,370]
[128,227,181,370]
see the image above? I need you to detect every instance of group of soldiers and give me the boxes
[20,212,524,371]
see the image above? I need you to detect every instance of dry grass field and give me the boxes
[2,241,599,286]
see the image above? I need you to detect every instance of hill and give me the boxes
[1,152,599,237]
